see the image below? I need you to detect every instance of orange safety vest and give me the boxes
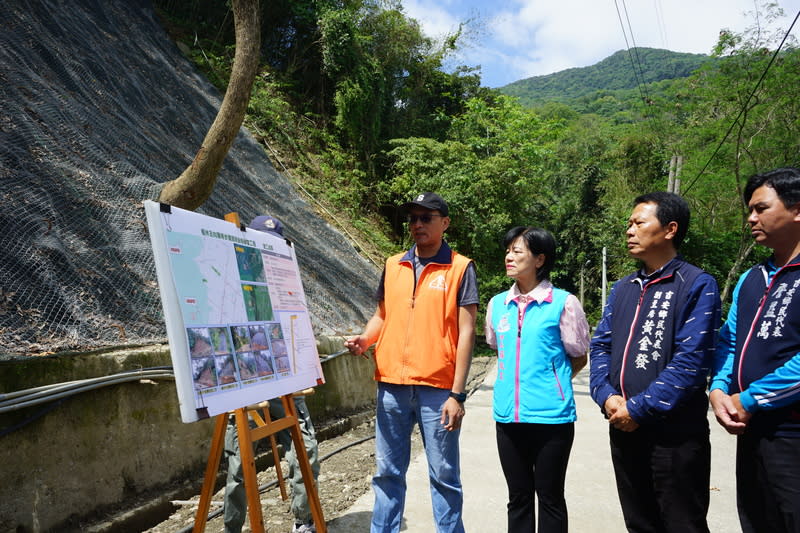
[374,245,472,389]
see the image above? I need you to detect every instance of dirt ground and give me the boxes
[141,357,494,533]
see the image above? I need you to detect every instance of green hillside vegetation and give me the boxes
[534,76,693,124]
[500,48,712,108]
[154,1,800,323]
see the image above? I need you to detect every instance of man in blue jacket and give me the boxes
[589,191,721,532]
[709,167,800,533]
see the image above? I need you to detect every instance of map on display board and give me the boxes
[143,200,324,423]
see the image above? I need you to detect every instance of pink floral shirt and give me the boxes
[485,280,589,358]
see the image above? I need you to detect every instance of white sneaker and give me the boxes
[292,522,316,533]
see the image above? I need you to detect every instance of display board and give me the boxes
[144,201,324,423]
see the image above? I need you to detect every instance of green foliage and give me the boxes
[473,343,496,358]
[319,0,485,173]
[155,0,800,325]
[664,1,800,299]
[537,114,617,319]
[383,95,569,311]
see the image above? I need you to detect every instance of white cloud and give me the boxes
[494,0,799,80]
[493,2,619,76]
[401,0,461,38]
[402,0,800,87]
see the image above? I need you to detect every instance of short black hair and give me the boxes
[744,167,800,208]
[502,227,556,280]
[633,191,690,248]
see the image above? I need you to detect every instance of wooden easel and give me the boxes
[192,394,325,533]
[191,212,326,532]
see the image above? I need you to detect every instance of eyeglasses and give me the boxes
[407,214,443,224]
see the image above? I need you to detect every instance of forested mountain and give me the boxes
[500,47,712,109]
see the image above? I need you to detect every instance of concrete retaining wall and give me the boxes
[0,338,375,532]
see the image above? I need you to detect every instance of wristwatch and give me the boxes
[449,391,467,403]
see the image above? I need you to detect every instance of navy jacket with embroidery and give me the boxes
[711,253,800,437]
[589,257,721,433]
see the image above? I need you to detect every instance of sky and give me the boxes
[400,0,800,88]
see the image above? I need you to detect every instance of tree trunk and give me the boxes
[720,231,756,303]
[158,0,261,210]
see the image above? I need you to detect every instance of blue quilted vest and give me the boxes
[490,287,576,424]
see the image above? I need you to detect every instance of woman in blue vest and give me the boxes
[485,227,590,533]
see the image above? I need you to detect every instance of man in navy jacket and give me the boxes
[709,167,800,533]
[590,191,721,532]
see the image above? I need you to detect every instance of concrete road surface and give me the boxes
[328,361,741,532]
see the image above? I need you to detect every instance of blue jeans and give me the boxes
[371,382,464,533]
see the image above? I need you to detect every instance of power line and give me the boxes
[622,0,653,104]
[682,9,800,194]
[614,0,652,118]
[613,1,645,99]
[654,0,669,49]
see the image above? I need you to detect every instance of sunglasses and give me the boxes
[407,214,443,224]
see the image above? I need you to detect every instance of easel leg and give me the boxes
[236,408,265,533]
[283,396,327,533]
[193,414,227,533]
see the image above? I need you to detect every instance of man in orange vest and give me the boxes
[346,192,478,533]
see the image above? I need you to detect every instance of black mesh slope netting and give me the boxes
[0,0,379,357]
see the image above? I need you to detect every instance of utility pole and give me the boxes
[601,247,607,309]
[667,155,683,194]
[580,259,590,307]
[668,155,676,192]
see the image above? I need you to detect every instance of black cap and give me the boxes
[401,192,449,217]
